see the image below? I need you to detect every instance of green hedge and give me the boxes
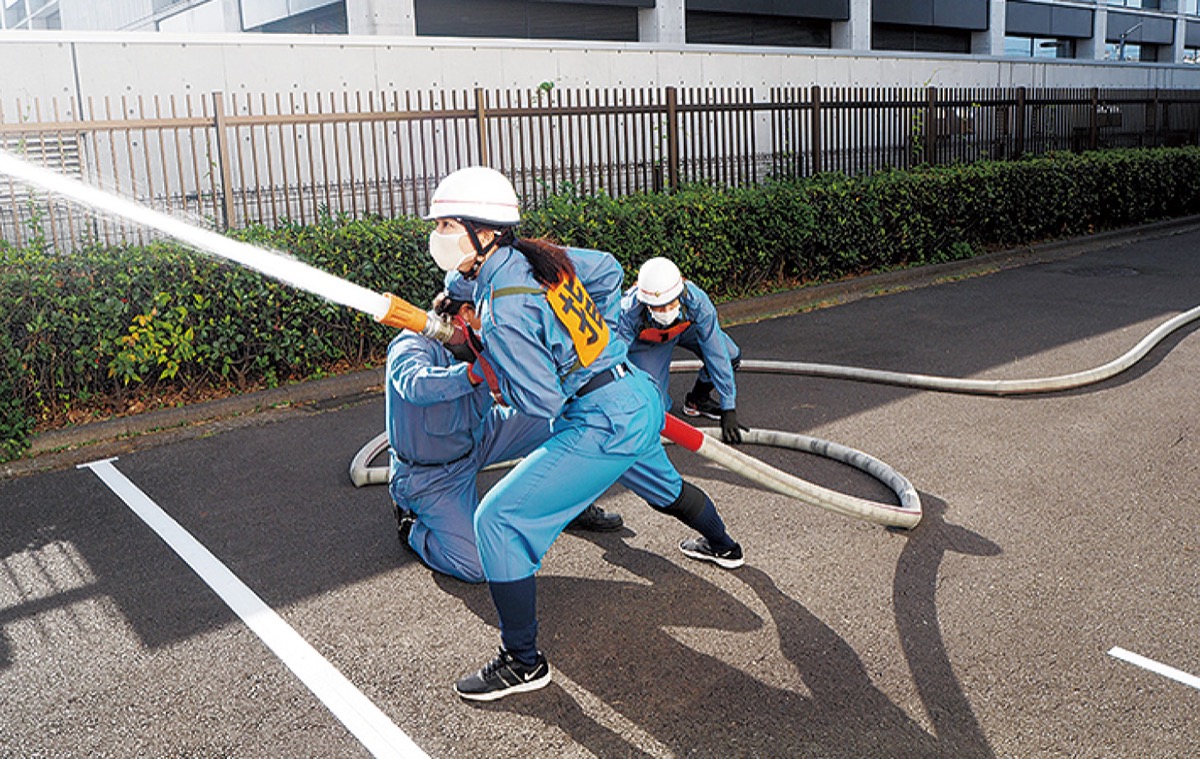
[4,147,1200,461]
[523,147,1200,290]
[0,214,440,460]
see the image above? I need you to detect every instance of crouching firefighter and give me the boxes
[618,256,747,444]
[385,293,623,584]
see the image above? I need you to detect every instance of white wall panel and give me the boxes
[370,44,446,90]
[220,40,376,92]
[604,48,665,87]
[0,38,80,114]
[69,38,231,103]
[3,31,1200,107]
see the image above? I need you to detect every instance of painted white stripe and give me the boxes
[1108,646,1200,692]
[79,458,427,759]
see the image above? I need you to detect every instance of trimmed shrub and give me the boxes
[4,147,1200,461]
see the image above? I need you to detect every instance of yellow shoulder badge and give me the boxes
[547,275,610,367]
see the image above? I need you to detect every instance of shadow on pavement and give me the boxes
[435,501,1002,758]
[0,403,402,667]
[891,495,1002,758]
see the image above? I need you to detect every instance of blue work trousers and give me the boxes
[628,330,741,410]
[390,410,550,582]
[474,367,682,582]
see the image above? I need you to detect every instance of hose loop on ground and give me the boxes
[349,425,922,528]
[352,304,1200,531]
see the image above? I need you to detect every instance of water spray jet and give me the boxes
[0,149,449,340]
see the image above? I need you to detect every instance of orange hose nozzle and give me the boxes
[378,292,430,333]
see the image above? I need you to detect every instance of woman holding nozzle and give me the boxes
[425,166,746,701]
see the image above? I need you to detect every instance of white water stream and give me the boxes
[0,149,393,320]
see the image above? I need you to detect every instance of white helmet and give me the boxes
[424,166,520,226]
[636,257,684,306]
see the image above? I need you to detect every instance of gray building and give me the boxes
[3,1,1200,64]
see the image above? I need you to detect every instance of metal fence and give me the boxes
[3,85,1200,249]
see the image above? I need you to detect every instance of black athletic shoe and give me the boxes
[682,393,722,421]
[566,504,624,532]
[393,502,416,545]
[455,648,551,701]
[679,536,745,569]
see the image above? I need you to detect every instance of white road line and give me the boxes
[1108,646,1200,692]
[79,457,428,759]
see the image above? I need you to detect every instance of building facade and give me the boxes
[4,1,1200,65]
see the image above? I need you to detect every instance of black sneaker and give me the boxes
[393,502,416,544]
[679,536,744,569]
[455,648,551,701]
[682,393,722,421]
[565,504,624,532]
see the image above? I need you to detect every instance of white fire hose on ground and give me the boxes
[349,303,1200,530]
[348,418,924,528]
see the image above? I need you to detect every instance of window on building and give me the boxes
[1004,35,1076,59]
[872,23,971,54]
[1105,1,1160,9]
[1185,47,1200,64]
[1104,41,1159,61]
[4,0,59,29]
[415,0,641,42]
[3,1,25,28]
[686,11,832,48]
[1185,0,1200,16]
[249,5,348,34]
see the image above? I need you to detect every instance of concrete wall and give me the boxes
[3,29,1200,118]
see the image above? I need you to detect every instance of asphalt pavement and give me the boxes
[2,220,1199,758]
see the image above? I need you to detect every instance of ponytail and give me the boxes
[508,233,576,288]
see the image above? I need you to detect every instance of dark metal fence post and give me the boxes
[1089,87,1099,151]
[1014,86,1026,159]
[665,86,679,190]
[474,87,489,166]
[810,85,822,175]
[1149,88,1160,146]
[210,91,236,231]
[924,87,937,165]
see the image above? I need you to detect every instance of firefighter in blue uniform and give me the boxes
[618,257,745,444]
[386,297,623,584]
[425,166,745,701]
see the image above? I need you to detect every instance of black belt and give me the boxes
[396,447,472,469]
[572,362,630,400]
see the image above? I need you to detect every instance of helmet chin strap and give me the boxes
[461,220,505,280]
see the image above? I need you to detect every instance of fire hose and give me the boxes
[349,412,923,527]
[671,300,1200,396]
[357,301,1200,530]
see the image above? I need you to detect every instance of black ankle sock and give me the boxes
[489,576,540,665]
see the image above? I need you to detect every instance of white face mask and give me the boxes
[649,304,681,327]
[429,229,471,272]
